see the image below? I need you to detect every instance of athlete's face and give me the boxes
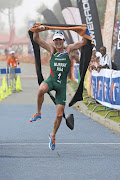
[54,38,64,49]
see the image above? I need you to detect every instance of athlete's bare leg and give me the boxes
[37,82,49,113]
[51,104,65,138]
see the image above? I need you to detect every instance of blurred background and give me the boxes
[0,0,119,66]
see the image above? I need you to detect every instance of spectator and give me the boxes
[7,51,20,91]
[88,51,100,71]
[84,52,100,97]
[7,51,20,68]
[97,46,112,72]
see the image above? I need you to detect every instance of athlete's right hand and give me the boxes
[33,22,41,28]
[33,22,46,31]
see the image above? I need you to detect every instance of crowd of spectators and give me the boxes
[84,45,114,97]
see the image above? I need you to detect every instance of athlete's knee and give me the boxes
[38,88,44,96]
[56,113,63,121]
[38,83,48,96]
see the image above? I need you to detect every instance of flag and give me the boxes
[29,24,92,41]
[69,39,92,106]
[7,26,15,48]
[28,31,44,85]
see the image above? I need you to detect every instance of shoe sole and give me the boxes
[29,118,41,122]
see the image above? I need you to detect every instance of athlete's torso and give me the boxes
[50,48,71,84]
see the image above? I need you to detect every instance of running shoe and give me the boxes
[49,133,55,150]
[29,113,41,122]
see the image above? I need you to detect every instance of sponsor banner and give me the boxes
[103,0,116,57]
[77,0,103,51]
[62,7,82,43]
[114,21,120,69]
[92,69,120,109]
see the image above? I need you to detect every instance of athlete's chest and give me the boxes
[50,50,71,72]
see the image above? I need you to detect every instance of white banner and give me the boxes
[103,0,116,57]
[92,69,120,110]
[62,7,82,43]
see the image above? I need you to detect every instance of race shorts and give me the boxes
[43,76,66,105]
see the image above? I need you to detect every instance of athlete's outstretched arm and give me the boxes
[66,38,87,54]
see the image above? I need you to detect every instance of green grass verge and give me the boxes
[68,80,120,123]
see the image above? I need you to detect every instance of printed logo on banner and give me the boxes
[96,76,103,101]
[103,77,111,103]
[92,75,97,99]
[111,77,120,105]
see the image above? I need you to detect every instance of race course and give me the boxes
[0,63,120,180]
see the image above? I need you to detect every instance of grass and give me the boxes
[68,80,120,123]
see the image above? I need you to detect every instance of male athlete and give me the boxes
[30,23,87,150]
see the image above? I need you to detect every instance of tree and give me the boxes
[0,0,23,32]
[0,0,22,9]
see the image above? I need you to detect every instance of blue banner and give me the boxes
[92,69,120,109]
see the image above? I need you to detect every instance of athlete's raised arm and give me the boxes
[66,38,87,54]
[33,32,54,55]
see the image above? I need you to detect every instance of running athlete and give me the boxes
[30,24,87,150]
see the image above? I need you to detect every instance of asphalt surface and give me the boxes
[0,62,120,180]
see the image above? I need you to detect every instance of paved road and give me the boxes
[0,62,120,180]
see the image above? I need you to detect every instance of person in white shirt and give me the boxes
[97,46,112,72]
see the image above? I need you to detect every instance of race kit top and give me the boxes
[50,48,71,85]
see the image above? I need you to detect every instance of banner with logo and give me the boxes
[114,24,120,69]
[77,0,103,51]
[92,69,120,110]
[114,2,120,70]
